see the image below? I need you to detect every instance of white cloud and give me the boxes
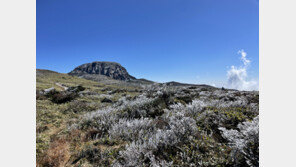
[226,50,258,91]
[238,49,250,66]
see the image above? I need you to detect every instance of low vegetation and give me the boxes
[36,69,259,167]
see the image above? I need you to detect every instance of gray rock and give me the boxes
[101,97,113,103]
[67,85,85,93]
[44,87,56,95]
[68,61,136,81]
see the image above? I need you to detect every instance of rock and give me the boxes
[68,61,136,81]
[78,91,99,96]
[67,85,85,93]
[43,87,56,96]
[101,98,113,103]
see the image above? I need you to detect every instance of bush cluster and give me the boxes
[70,85,259,166]
[37,85,86,103]
[50,91,78,104]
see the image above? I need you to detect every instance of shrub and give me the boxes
[36,90,47,100]
[78,107,118,136]
[109,118,154,141]
[50,91,77,104]
[219,116,259,167]
[169,100,208,118]
[64,100,98,113]
[67,85,85,93]
[69,87,259,166]
[116,95,155,118]
[116,110,198,166]
[72,145,102,165]
[173,136,233,166]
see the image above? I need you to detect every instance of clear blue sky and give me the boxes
[37,0,258,85]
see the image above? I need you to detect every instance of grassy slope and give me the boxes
[36,69,140,167]
[36,69,259,167]
[37,69,104,91]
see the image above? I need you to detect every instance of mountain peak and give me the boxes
[68,61,136,81]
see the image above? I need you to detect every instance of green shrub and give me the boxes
[50,91,77,104]
[64,100,98,114]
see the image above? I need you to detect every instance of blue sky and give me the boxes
[37,0,258,87]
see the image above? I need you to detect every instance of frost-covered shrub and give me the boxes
[218,96,249,108]
[75,94,159,137]
[67,85,258,166]
[219,116,259,167]
[199,90,212,98]
[116,111,198,166]
[142,83,167,92]
[117,92,174,118]
[109,118,154,141]
[77,107,119,136]
[99,94,113,99]
[195,107,256,142]
[145,152,173,167]
[169,99,208,118]
[116,95,155,118]
[162,110,198,141]
[117,130,181,166]
[197,89,253,109]
[165,98,257,143]
[117,95,154,110]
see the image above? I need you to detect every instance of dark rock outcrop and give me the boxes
[68,61,136,81]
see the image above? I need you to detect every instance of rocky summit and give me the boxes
[68,61,136,81]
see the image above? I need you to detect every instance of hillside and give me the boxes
[36,69,259,167]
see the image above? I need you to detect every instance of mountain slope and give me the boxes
[36,68,259,167]
[36,68,259,166]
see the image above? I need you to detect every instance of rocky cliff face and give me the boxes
[68,61,136,81]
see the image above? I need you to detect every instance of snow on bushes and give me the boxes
[70,86,259,166]
[219,116,259,167]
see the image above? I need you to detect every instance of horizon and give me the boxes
[37,0,259,90]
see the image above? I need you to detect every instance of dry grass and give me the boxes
[38,138,71,167]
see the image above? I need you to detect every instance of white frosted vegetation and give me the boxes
[219,116,259,167]
[116,112,197,166]
[71,86,258,166]
[109,118,154,141]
